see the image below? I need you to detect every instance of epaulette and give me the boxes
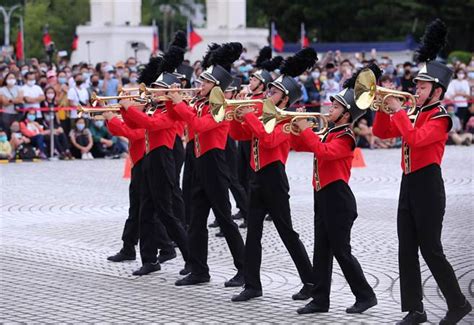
[335,127,356,147]
[430,105,452,132]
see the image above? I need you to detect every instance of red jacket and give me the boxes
[107,116,145,165]
[123,102,176,153]
[170,99,229,157]
[230,112,290,171]
[372,101,451,174]
[291,124,355,191]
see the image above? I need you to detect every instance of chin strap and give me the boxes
[422,83,437,108]
[333,108,348,124]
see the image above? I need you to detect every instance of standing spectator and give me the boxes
[446,68,471,128]
[89,116,124,158]
[400,62,415,94]
[447,104,472,146]
[88,74,102,98]
[102,66,120,104]
[67,73,89,128]
[22,72,45,120]
[69,117,93,159]
[0,72,24,130]
[322,69,340,104]
[0,127,13,160]
[19,109,47,159]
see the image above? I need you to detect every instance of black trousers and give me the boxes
[237,140,252,194]
[398,164,465,312]
[120,160,142,254]
[188,148,245,276]
[244,161,313,291]
[312,181,375,308]
[182,140,195,226]
[172,135,186,225]
[226,136,249,219]
[139,146,189,264]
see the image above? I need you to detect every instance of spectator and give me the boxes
[0,72,24,130]
[400,62,415,94]
[88,73,102,98]
[67,73,89,127]
[89,116,125,158]
[9,121,32,159]
[22,72,45,120]
[102,66,120,103]
[446,68,471,128]
[322,68,340,104]
[447,104,472,146]
[0,127,13,160]
[69,117,94,159]
[19,109,47,159]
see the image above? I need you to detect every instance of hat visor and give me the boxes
[200,72,218,85]
[413,73,436,83]
[268,81,289,95]
[150,81,170,88]
[251,73,265,83]
[225,87,237,92]
[330,94,349,109]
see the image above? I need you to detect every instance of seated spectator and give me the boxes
[9,121,36,160]
[20,109,47,159]
[89,116,125,158]
[69,118,94,159]
[447,104,472,146]
[0,127,13,160]
[41,87,73,159]
[0,72,24,130]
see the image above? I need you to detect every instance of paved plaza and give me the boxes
[1,147,473,324]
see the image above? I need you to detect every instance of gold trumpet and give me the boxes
[209,87,264,123]
[261,102,329,135]
[77,104,121,119]
[355,68,417,115]
[90,92,147,107]
[138,83,200,98]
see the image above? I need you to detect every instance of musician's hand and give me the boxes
[384,96,402,113]
[119,99,135,110]
[167,91,183,105]
[102,111,114,120]
[237,107,254,119]
[294,119,312,132]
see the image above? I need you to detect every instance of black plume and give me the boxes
[161,45,185,73]
[169,30,187,50]
[201,43,220,69]
[415,18,448,63]
[343,63,382,89]
[280,48,318,77]
[209,42,243,72]
[255,46,272,68]
[260,56,283,72]
[138,56,163,86]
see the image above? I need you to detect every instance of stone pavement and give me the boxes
[0,147,473,324]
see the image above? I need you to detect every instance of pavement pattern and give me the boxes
[0,146,473,324]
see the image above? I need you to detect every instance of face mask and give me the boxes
[117,69,124,75]
[468,72,474,79]
[46,93,55,100]
[10,125,20,132]
[457,73,465,79]
[311,72,320,79]
[21,69,28,76]
[27,80,36,86]
[397,68,404,75]
[92,81,99,87]
[130,77,137,83]
[58,77,67,84]
[40,82,47,88]
[27,114,36,121]
[109,74,115,78]
[94,120,104,128]
[76,123,85,131]
[0,135,7,142]
[40,67,48,73]
[299,75,308,82]
[7,79,16,86]
[82,72,90,79]
[75,80,83,86]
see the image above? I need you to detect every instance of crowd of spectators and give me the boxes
[0,50,473,161]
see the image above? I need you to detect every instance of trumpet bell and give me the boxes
[209,87,226,122]
[354,69,377,110]
[261,101,278,134]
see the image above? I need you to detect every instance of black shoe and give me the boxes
[132,262,161,276]
[297,300,329,314]
[239,220,247,229]
[107,250,135,262]
[346,296,378,313]
[396,310,428,324]
[232,211,243,220]
[265,214,272,221]
[215,230,225,237]
[224,272,244,287]
[175,273,210,286]
[231,288,262,302]
[157,249,177,263]
[440,300,472,325]
[209,220,219,228]
[292,284,314,300]
[179,264,191,276]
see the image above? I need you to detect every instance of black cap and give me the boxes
[330,88,365,122]
[175,64,194,81]
[269,75,302,105]
[226,77,242,92]
[413,61,453,90]
[200,65,234,91]
[151,72,181,88]
[252,69,273,85]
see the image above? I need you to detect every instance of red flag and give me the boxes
[16,30,24,60]
[301,23,310,48]
[42,26,52,47]
[152,25,159,53]
[72,33,79,51]
[187,20,202,51]
[272,22,285,52]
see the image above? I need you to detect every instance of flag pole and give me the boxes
[20,15,24,62]
[300,22,304,49]
[270,21,275,55]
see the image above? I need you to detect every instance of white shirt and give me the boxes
[67,86,90,118]
[22,84,44,117]
[446,79,470,108]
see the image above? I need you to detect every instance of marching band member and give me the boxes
[168,43,246,287]
[230,48,317,302]
[372,19,471,324]
[293,68,379,314]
